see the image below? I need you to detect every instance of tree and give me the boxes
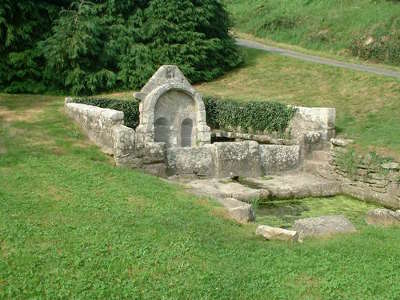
[1,0,242,95]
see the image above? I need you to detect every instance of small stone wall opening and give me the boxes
[154,117,169,144]
[181,118,193,147]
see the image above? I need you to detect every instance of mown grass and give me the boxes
[197,48,400,159]
[224,0,400,65]
[1,94,400,299]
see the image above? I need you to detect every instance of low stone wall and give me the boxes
[260,145,300,174]
[65,101,307,179]
[65,102,124,154]
[329,139,400,209]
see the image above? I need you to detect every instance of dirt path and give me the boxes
[236,38,400,79]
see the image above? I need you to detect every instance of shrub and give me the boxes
[204,96,297,134]
[73,98,140,129]
[350,20,400,66]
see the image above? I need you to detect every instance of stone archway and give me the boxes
[135,65,211,148]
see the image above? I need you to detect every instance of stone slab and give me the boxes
[167,145,214,177]
[221,198,255,223]
[293,215,356,238]
[187,179,263,203]
[366,208,400,227]
[245,173,341,199]
[259,145,300,174]
[256,225,299,242]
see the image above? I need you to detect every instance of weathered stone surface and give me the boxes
[142,163,167,178]
[221,198,255,223]
[139,65,192,96]
[135,65,211,148]
[290,106,336,141]
[381,162,399,171]
[212,141,262,178]
[187,179,263,203]
[112,125,138,168]
[136,142,166,164]
[65,103,124,154]
[293,215,356,238]
[259,145,300,174]
[246,173,341,199]
[366,209,400,227]
[167,145,214,177]
[256,225,299,241]
[331,138,354,147]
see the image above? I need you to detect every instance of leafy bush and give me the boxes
[204,96,297,134]
[0,0,242,95]
[351,27,400,66]
[73,98,140,129]
[74,96,296,134]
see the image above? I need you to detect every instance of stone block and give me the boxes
[290,106,336,141]
[167,145,214,177]
[366,209,400,227]
[256,225,299,242]
[112,125,139,168]
[221,198,255,223]
[142,163,167,178]
[212,141,262,178]
[331,138,354,147]
[293,215,356,238]
[259,145,300,174]
[137,142,166,164]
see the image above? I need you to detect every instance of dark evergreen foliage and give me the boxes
[73,97,140,129]
[0,0,242,95]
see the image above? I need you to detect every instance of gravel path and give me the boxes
[236,38,400,79]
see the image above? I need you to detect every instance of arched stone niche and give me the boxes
[135,66,211,148]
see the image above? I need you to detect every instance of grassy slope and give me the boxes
[1,94,400,299]
[197,48,400,159]
[224,0,400,61]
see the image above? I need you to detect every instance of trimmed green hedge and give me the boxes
[73,98,140,129]
[74,96,296,134]
[204,96,296,134]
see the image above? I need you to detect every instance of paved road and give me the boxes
[236,38,400,80]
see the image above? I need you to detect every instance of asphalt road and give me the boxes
[236,38,400,80]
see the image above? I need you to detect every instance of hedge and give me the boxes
[203,96,296,134]
[73,98,140,129]
[73,96,296,134]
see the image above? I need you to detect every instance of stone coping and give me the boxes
[211,129,298,145]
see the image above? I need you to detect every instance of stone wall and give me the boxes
[65,102,124,154]
[65,100,321,180]
[329,139,400,209]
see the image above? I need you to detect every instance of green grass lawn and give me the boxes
[1,94,400,298]
[224,0,400,65]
